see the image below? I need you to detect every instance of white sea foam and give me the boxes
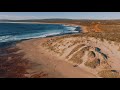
[0,24,79,43]
[0,35,13,41]
[65,26,77,31]
[0,32,62,43]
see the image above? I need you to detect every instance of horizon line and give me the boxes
[1,18,120,20]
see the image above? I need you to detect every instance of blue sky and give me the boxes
[0,12,120,20]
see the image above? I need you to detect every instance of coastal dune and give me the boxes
[1,18,120,78]
[16,32,120,78]
[1,22,120,78]
[17,37,98,78]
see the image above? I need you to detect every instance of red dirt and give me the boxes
[0,47,48,78]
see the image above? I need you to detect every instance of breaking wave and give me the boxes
[0,23,80,47]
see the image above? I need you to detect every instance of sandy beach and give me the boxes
[2,12,120,78]
[16,37,98,78]
[1,21,120,78]
[0,22,93,78]
[15,27,120,78]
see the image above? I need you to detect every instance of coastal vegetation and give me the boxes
[2,19,120,78]
[98,70,120,78]
[84,59,100,69]
[66,44,85,59]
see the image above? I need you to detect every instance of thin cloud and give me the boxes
[0,15,39,20]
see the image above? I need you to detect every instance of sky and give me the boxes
[0,12,120,20]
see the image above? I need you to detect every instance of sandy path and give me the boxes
[17,38,98,78]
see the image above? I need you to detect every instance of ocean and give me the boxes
[0,23,80,48]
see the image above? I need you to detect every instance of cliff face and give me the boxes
[42,35,120,78]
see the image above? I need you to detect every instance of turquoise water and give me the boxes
[0,23,79,48]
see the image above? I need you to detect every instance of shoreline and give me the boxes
[0,22,94,78]
[1,21,120,78]
[0,22,82,48]
[15,37,98,78]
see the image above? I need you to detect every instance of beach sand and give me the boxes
[16,37,97,78]
[1,21,120,78]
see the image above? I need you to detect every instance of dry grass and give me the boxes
[69,58,83,65]
[98,70,120,78]
[69,46,90,64]
[39,20,120,43]
[118,47,120,51]
[85,59,100,69]
[88,51,96,58]
[80,46,90,52]
[99,25,120,32]
[30,72,48,78]
[100,61,112,69]
[69,49,85,64]
[80,24,120,43]
[66,44,85,59]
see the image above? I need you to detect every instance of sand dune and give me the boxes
[17,37,99,78]
[14,22,120,78]
[16,32,120,78]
